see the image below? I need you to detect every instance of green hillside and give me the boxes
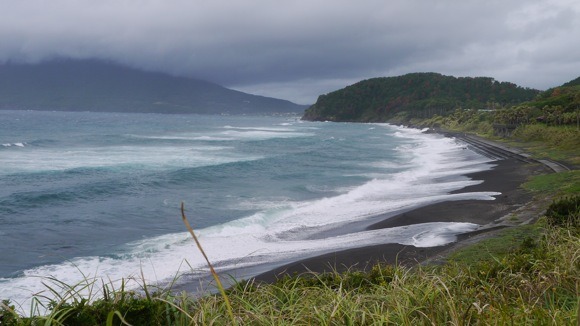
[561,76,580,87]
[0,60,307,114]
[302,73,539,122]
[526,79,580,111]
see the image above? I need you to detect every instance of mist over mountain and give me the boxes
[0,59,308,114]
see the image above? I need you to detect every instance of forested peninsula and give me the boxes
[302,73,540,122]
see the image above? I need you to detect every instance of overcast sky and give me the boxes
[1,0,579,104]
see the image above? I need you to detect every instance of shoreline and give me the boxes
[251,133,552,283]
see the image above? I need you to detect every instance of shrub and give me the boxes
[545,195,580,227]
[0,300,19,325]
[513,124,580,149]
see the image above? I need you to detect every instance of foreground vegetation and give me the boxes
[1,194,578,325]
[1,219,577,324]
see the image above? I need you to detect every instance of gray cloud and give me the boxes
[1,0,579,104]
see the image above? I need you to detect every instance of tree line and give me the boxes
[302,73,539,122]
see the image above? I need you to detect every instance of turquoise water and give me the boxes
[0,110,498,307]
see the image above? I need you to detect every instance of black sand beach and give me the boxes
[253,136,551,283]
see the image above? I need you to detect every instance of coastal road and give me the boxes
[457,134,571,173]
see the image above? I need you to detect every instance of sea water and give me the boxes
[0,110,499,310]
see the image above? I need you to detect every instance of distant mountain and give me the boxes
[0,59,307,114]
[302,73,539,122]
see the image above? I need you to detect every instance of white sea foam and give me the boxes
[363,160,411,170]
[134,127,314,142]
[192,135,235,141]
[0,144,262,174]
[1,142,26,147]
[220,129,313,140]
[222,125,297,132]
[0,220,480,314]
[0,122,500,315]
[304,184,353,194]
[129,121,312,143]
[130,134,235,142]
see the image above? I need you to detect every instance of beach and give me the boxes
[253,135,551,283]
[2,112,556,303]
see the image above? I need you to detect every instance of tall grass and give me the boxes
[523,170,580,196]
[180,202,235,324]
[3,189,578,325]
[3,219,577,325]
[200,222,578,325]
[510,124,580,164]
[512,124,580,149]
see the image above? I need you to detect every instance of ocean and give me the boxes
[0,110,499,309]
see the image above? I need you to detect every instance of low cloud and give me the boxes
[1,0,579,103]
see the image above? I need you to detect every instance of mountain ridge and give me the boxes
[0,59,307,114]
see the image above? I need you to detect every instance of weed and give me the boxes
[545,195,580,227]
[4,183,577,325]
[180,202,235,325]
[523,170,580,195]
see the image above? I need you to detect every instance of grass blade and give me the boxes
[181,202,236,325]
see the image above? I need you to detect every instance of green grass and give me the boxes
[3,222,577,325]
[512,124,579,149]
[523,170,580,195]
[505,138,580,167]
[447,224,543,265]
[493,124,579,166]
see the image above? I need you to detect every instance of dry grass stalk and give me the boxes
[180,201,235,324]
